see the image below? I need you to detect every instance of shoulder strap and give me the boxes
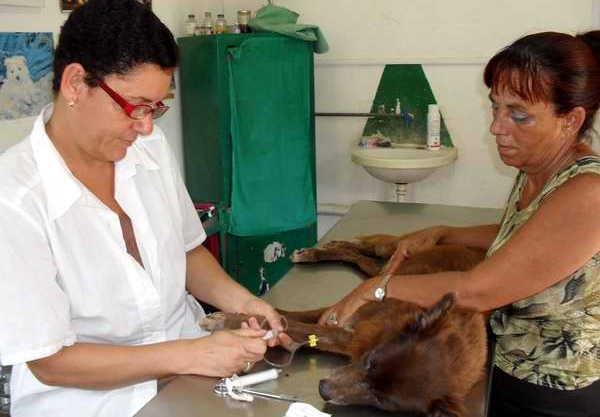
[539,156,600,204]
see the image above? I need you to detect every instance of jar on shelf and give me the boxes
[215,13,228,34]
[184,14,197,37]
[237,10,251,33]
[201,11,214,35]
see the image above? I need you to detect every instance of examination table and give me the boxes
[135,200,502,417]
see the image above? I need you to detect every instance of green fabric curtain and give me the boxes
[227,37,316,236]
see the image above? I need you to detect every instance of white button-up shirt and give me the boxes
[0,105,207,416]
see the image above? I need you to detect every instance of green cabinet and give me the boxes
[179,33,317,294]
[226,223,317,295]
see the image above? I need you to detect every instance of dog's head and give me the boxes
[319,293,464,417]
[4,56,30,83]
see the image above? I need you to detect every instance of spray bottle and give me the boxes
[427,104,441,151]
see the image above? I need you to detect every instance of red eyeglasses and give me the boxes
[98,80,169,120]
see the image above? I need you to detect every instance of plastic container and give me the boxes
[427,104,441,151]
[184,14,197,36]
[215,13,228,34]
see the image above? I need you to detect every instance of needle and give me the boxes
[238,387,301,402]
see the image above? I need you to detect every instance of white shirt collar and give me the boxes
[30,104,160,221]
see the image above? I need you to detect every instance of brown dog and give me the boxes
[202,235,488,417]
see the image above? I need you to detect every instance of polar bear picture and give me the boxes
[0,32,53,121]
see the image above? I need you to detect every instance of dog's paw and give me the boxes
[290,248,318,263]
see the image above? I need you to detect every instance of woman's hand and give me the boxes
[184,328,268,377]
[318,278,379,328]
[382,226,447,274]
[240,297,286,347]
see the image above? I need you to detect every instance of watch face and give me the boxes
[374,287,385,301]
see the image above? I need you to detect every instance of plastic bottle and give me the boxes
[427,104,441,151]
[215,13,228,34]
[202,12,214,35]
[184,14,197,37]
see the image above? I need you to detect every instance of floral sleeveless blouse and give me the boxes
[489,156,600,390]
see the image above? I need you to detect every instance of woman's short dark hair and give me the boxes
[52,0,178,92]
[484,31,600,139]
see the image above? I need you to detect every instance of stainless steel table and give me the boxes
[135,201,502,417]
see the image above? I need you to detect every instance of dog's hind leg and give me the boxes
[353,234,403,258]
[291,245,382,276]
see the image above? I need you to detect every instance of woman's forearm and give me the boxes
[383,269,494,312]
[439,224,500,250]
[27,340,191,390]
[185,245,255,312]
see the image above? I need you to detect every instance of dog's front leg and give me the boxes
[283,320,354,357]
[200,311,354,357]
[276,308,326,324]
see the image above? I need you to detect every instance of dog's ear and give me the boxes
[427,395,463,417]
[409,293,455,334]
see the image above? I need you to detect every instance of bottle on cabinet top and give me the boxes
[215,14,228,34]
[201,11,214,35]
[427,104,441,151]
[237,10,252,33]
[184,14,197,37]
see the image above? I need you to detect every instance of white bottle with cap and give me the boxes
[427,104,441,151]
[184,14,197,36]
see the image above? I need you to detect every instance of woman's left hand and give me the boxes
[318,278,378,327]
[240,297,287,347]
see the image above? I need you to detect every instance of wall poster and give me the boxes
[0,32,53,121]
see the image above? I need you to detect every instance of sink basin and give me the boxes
[351,146,458,184]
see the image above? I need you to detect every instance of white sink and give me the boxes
[351,146,458,184]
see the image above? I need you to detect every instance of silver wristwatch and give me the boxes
[373,274,392,302]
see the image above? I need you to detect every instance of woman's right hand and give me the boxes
[183,328,268,377]
[381,226,448,274]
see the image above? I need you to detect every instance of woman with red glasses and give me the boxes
[0,1,286,416]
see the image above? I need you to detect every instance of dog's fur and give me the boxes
[202,234,488,417]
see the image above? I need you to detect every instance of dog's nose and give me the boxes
[318,379,332,401]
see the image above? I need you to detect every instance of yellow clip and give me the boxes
[308,334,319,347]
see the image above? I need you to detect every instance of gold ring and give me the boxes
[244,361,253,373]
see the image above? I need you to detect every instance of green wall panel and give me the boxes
[363,64,453,148]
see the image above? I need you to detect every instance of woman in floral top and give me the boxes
[322,31,600,416]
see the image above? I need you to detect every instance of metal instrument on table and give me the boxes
[213,368,302,403]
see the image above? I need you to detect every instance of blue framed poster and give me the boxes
[0,32,53,120]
